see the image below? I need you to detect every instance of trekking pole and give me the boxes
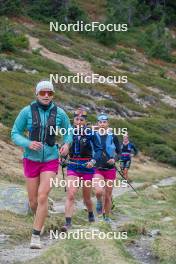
[60,157,67,192]
[115,164,139,196]
[67,161,88,167]
[60,158,89,192]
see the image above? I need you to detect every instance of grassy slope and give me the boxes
[0,14,176,165]
[1,157,175,264]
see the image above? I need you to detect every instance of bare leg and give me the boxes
[65,176,79,217]
[123,168,128,180]
[93,174,105,213]
[93,174,105,201]
[25,177,40,214]
[33,171,56,231]
[104,180,113,216]
[82,180,93,212]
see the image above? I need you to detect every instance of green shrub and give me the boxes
[138,20,173,61]
[0,32,15,52]
[95,26,118,46]
[67,1,88,23]
[0,0,22,16]
[27,0,88,24]
[12,35,29,49]
[0,19,28,52]
[149,144,176,166]
[112,49,129,63]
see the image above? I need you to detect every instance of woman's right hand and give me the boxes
[29,141,43,151]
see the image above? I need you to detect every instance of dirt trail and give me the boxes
[0,179,144,264]
[27,35,93,76]
[0,176,176,264]
[27,35,121,88]
[51,182,143,214]
[0,235,57,264]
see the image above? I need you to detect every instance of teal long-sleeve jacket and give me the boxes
[11,101,72,162]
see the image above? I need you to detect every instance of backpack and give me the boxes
[29,102,57,147]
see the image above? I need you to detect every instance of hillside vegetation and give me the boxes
[0,0,176,166]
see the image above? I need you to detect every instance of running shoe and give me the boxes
[30,234,42,249]
[60,224,71,233]
[96,200,103,215]
[88,213,95,222]
[103,214,111,223]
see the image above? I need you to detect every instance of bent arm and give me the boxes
[11,107,31,148]
[132,144,138,156]
[59,109,73,145]
[113,135,121,160]
[90,133,102,162]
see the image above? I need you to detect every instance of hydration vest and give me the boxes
[96,133,116,159]
[120,143,133,160]
[29,102,57,147]
[121,143,133,152]
[69,127,92,158]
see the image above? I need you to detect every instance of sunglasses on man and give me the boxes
[38,91,54,96]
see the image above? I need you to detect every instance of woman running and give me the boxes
[120,134,138,181]
[11,80,72,249]
[94,113,120,222]
[61,108,102,232]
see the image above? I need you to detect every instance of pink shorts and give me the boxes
[94,168,116,180]
[67,170,93,181]
[23,158,59,178]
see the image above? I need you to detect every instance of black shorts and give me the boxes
[120,160,131,169]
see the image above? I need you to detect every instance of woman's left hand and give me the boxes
[86,162,94,168]
[107,158,115,165]
[60,143,69,157]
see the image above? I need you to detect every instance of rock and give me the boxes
[148,229,161,237]
[128,66,141,73]
[54,34,72,47]
[152,185,158,189]
[0,183,29,215]
[13,64,23,71]
[143,95,157,104]
[112,58,123,65]
[161,95,176,108]
[103,94,113,100]
[1,67,8,72]
[0,59,23,72]
[0,233,9,243]
[31,69,38,74]
[131,48,137,52]
[0,58,38,74]
[24,69,38,74]
[157,177,176,187]
[162,217,173,222]
[124,82,140,93]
